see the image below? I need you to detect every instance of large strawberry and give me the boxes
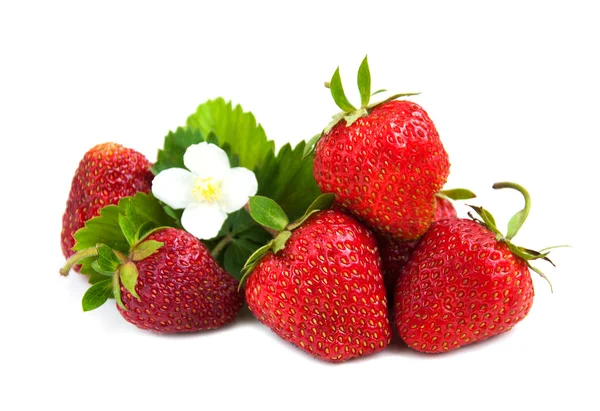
[309,57,450,241]
[60,195,242,333]
[61,142,153,260]
[379,189,475,299]
[394,183,556,353]
[240,195,392,362]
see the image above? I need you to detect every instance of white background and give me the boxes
[1,1,598,410]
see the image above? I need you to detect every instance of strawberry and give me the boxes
[394,183,555,353]
[241,195,392,362]
[60,196,243,333]
[308,57,450,241]
[116,228,242,332]
[61,142,153,260]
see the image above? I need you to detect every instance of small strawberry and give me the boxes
[60,197,242,333]
[394,183,556,353]
[308,57,450,241]
[379,189,476,299]
[61,142,153,261]
[241,195,392,362]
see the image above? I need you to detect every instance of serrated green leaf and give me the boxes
[118,214,137,247]
[248,196,289,231]
[256,141,322,221]
[186,98,275,173]
[131,240,163,261]
[287,193,335,230]
[119,261,139,299]
[357,56,371,108]
[153,127,205,174]
[82,279,113,312]
[97,245,121,273]
[224,238,262,281]
[330,67,356,112]
[438,188,477,201]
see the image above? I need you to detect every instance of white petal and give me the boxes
[183,142,230,179]
[181,202,228,240]
[218,167,258,213]
[151,168,196,209]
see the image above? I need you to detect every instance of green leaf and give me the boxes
[88,269,112,285]
[287,193,335,230]
[256,141,322,221]
[119,261,139,299]
[186,98,275,173]
[438,188,476,201]
[248,196,289,231]
[330,67,356,112]
[224,238,262,281]
[357,56,371,108]
[131,240,163,261]
[97,245,121,273]
[118,214,137,247]
[153,127,205,174]
[82,279,113,312]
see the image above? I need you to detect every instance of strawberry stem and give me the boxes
[211,235,232,259]
[59,247,99,276]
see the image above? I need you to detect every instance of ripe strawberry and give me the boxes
[61,202,243,333]
[310,58,450,241]
[242,198,391,363]
[61,143,153,260]
[117,228,242,332]
[394,183,554,353]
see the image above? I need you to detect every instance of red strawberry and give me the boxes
[394,183,554,353]
[310,58,450,241]
[61,226,242,333]
[61,143,153,260]
[314,99,449,241]
[117,228,242,332]
[244,206,392,362]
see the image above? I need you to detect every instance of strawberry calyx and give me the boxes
[60,198,168,311]
[467,182,558,291]
[237,193,335,288]
[437,188,477,202]
[303,55,420,158]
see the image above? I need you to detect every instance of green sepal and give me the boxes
[113,270,126,311]
[238,240,275,289]
[438,188,476,201]
[371,89,387,96]
[131,240,164,262]
[97,245,122,273]
[118,213,137,247]
[81,279,114,312]
[287,193,335,230]
[357,55,371,108]
[468,205,502,237]
[91,260,115,277]
[329,67,356,112]
[248,196,289,231]
[272,230,292,254]
[302,133,323,159]
[119,261,139,300]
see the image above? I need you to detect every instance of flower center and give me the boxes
[192,176,222,203]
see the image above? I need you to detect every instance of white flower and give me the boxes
[152,142,258,240]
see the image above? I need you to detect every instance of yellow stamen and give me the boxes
[192,176,222,203]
